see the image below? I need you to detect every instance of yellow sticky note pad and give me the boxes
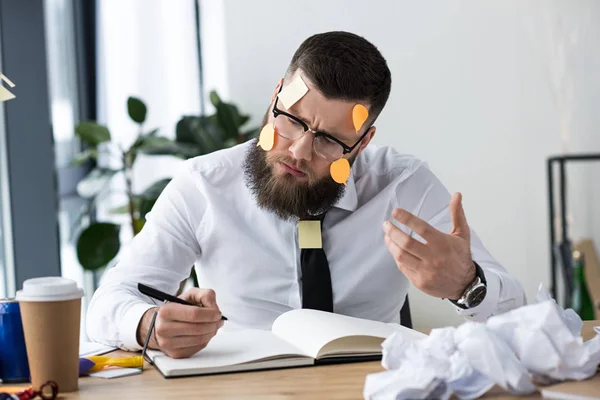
[278,74,308,109]
[298,220,322,249]
[0,86,15,102]
[0,73,15,87]
[0,72,15,102]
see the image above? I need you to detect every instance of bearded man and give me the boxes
[88,31,526,359]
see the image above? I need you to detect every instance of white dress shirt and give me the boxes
[87,141,526,351]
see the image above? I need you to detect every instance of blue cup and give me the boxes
[0,299,30,382]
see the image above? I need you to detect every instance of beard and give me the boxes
[242,117,347,221]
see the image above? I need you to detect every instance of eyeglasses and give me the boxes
[271,85,371,162]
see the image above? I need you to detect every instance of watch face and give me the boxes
[466,285,487,308]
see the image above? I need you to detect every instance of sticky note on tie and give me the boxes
[278,74,308,110]
[298,220,322,249]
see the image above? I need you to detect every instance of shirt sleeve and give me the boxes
[86,162,205,350]
[400,165,527,322]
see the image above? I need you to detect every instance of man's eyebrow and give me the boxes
[294,109,348,142]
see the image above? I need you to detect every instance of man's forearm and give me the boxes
[136,307,160,349]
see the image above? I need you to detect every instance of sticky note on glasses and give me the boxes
[298,220,322,249]
[278,75,308,109]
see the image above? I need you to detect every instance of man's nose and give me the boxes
[288,132,313,162]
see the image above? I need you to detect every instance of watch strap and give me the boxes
[450,261,486,309]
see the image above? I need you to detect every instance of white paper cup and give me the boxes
[16,277,84,392]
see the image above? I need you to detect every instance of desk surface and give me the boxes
[8,321,600,399]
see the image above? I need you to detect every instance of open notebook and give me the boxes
[147,309,426,378]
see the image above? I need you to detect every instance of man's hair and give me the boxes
[286,31,392,123]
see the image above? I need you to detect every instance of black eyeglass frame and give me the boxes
[271,84,372,157]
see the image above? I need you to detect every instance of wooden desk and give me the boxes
[7,321,600,399]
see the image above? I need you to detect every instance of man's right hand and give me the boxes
[136,288,225,359]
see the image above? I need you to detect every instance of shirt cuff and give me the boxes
[455,269,501,322]
[119,302,156,351]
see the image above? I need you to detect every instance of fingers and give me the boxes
[155,318,224,338]
[382,221,430,259]
[154,308,225,359]
[179,288,219,309]
[160,302,223,323]
[392,208,440,243]
[384,234,420,273]
[157,329,220,351]
[449,192,470,240]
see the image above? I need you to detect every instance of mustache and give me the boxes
[267,154,317,182]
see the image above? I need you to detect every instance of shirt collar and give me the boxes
[333,170,358,212]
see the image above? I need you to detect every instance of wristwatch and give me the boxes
[450,262,487,309]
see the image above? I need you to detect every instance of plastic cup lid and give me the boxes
[16,277,84,302]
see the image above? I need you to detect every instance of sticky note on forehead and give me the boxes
[278,74,308,109]
[352,104,368,133]
[298,220,322,249]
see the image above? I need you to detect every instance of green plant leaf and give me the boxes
[136,136,201,158]
[76,168,119,198]
[209,91,221,107]
[127,97,147,124]
[138,178,171,218]
[76,222,121,271]
[238,114,250,127]
[133,218,146,234]
[176,116,223,155]
[71,148,99,166]
[75,122,111,146]
[215,102,240,140]
[145,127,159,137]
[109,197,141,215]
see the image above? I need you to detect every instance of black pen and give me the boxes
[138,282,227,320]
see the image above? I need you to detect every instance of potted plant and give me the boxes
[73,92,257,286]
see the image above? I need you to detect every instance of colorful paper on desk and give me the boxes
[278,75,308,109]
[89,368,142,379]
[298,220,322,249]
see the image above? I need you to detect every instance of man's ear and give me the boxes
[271,78,284,104]
[356,126,376,154]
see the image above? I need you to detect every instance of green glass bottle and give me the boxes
[571,250,595,321]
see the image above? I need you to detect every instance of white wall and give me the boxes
[201,0,600,329]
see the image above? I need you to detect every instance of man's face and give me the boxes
[243,72,375,221]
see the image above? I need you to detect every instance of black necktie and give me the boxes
[300,214,333,312]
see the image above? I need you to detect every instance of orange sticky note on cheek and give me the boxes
[330,158,350,185]
[257,123,276,151]
[352,104,368,134]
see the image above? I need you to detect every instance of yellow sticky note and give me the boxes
[298,220,322,249]
[0,73,15,102]
[257,123,276,151]
[0,73,15,87]
[278,74,308,109]
[0,86,15,102]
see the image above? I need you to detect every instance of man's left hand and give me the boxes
[383,192,476,300]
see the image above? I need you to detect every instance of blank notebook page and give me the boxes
[149,329,308,371]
